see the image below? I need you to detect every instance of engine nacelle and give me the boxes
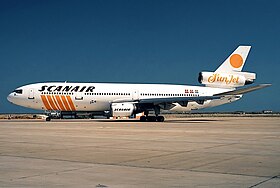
[198,71,255,88]
[111,103,135,117]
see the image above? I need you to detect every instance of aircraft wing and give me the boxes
[113,96,221,104]
[214,84,271,96]
[137,96,220,104]
[112,84,271,104]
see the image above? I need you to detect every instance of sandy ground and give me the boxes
[0,117,279,187]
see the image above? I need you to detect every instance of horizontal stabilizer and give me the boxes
[214,84,271,96]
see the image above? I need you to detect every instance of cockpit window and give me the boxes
[13,89,23,94]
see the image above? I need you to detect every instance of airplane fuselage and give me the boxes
[7,82,238,113]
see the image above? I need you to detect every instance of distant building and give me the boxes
[262,110,273,114]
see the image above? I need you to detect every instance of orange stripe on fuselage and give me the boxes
[47,95,58,110]
[61,95,71,111]
[66,96,76,111]
[41,95,52,110]
[51,95,60,110]
[55,95,66,111]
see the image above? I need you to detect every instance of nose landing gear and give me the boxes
[45,116,51,121]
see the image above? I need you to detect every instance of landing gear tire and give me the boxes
[140,116,165,122]
[156,116,165,122]
[140,116,146,122]
[45,117,51,121]
[147,116,157,122]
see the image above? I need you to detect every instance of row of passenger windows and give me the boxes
[41,92,130,96]
[41,92,74,95]
[40,92,199,97]
[140,93,199,97]
[85,93,130,96]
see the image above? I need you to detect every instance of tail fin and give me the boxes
[215,46,251,73]
[198,45,256,88]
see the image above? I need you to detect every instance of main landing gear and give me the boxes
[140,115,165,122]
[139,107,165,122]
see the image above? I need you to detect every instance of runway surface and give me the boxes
[0,117,279,187]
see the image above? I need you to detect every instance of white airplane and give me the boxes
[7,46,271,121]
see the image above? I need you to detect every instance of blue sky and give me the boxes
[0,0,279,113]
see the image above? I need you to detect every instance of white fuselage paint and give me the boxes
[7,82,240,112]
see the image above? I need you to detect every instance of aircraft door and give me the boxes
[75,92,83,100]
[132,90,139,101]
[28,88,35,99]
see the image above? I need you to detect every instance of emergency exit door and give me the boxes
[28,88,34,99]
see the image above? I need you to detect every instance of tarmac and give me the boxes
[0,117,279,187]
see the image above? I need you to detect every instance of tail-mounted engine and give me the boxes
[111,103,136,117]
[198,71,256,88]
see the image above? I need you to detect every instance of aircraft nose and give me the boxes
[7,93,15,103]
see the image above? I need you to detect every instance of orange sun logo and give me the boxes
[230,54,243,68]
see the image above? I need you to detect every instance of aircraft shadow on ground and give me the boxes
[93,119,221,123]
[165,119,221,123]
[1,118,222,124]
